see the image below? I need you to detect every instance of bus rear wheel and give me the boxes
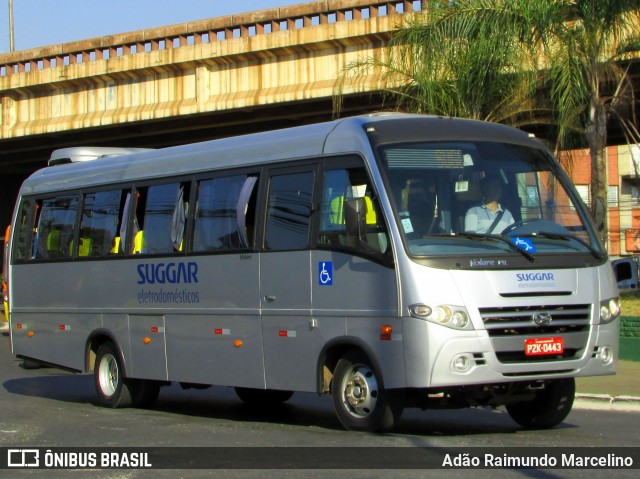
[94,341,139,408]
[332,350,403,432]
[506,378,575,429]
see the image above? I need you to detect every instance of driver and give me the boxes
[464,175,514,234]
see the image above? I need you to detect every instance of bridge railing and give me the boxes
[0,0,422,77]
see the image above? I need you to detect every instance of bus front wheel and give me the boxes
[94,341,138,408]
[332,350,403,432]
[506,378,575,429]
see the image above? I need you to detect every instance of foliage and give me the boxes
[334,0,640,242]
[621,290,640,316]
[544,0,640,229]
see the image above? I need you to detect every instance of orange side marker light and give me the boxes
[380,325,392,341]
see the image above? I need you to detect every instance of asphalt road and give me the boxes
[1,332,639,478]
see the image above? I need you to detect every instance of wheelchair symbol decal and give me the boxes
[319,262,333,286]
[511,236,536,253]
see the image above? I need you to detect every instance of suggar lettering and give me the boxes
[136,262,199,285]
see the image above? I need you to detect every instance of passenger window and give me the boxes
[34,195,79,260]
[79,190,128,257]
[135,182,189,255]
[264,171,314,251]
[193,174,258,252]
[13,200,34,262]
[318,163,389,256]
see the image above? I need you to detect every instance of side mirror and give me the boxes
[593,197,606,232]
[344,198,367,238]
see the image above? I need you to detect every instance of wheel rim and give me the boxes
[98,352,119,397]
[340,363,378,418]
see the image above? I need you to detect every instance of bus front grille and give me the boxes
[478,304,592,363]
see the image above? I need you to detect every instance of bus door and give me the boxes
[260,167,318,392]
[312,159,401,386]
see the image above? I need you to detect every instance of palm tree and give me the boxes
[336,0,543,125]
[544,0,640,239]
[335,0,640,242]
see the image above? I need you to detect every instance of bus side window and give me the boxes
[35,195,79,260]
[131,188,147,254]
[264,171,314,251]
[318,165,389,256]
[136,182,189,255]
[80,190,128,257]
[193,174,258,252]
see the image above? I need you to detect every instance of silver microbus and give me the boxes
[8,114,620,432]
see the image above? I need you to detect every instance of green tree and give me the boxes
[544,0,640,240]
[335,0,640,242]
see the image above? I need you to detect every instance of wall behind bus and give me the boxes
[559,144,640,256]
[620,316,640,361]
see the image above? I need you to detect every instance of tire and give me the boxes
[331,350,403,432]
[94,341,138,408]
[22,359,42,370]
[506,378,575,429]
[235,387,294,406]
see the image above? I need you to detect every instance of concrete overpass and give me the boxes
[0,0,420,225]
[0,1,414,170]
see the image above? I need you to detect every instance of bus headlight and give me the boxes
[451,311,469,329]
[408,304,432,319]
[433,305,452,324]
[599,298,621,324]
[409,304,473,330]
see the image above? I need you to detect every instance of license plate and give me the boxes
[525,337,564,356]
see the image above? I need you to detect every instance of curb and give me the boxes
[574,393,640,412]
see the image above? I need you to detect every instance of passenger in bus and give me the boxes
[464,175,514,234]
[402,178,436,237]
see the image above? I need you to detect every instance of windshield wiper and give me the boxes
[516,231,606,260]
[454,232,536,262]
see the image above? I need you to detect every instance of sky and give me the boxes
[0,0,302,53]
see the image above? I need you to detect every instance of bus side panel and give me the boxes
[11,311,100,371]
[259,251,399,392]
[164,254,264,388]
[10,263,103,370]
[12,261,138,310]
[314,251,403,389]
[165,313,265,388]
[128,314,168,380]
[261,251,315,391]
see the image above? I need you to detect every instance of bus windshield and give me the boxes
[377,141,603,260]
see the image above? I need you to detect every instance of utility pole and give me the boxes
[8,0,15,52]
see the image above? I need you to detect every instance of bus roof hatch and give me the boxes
[48,147,153,166]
